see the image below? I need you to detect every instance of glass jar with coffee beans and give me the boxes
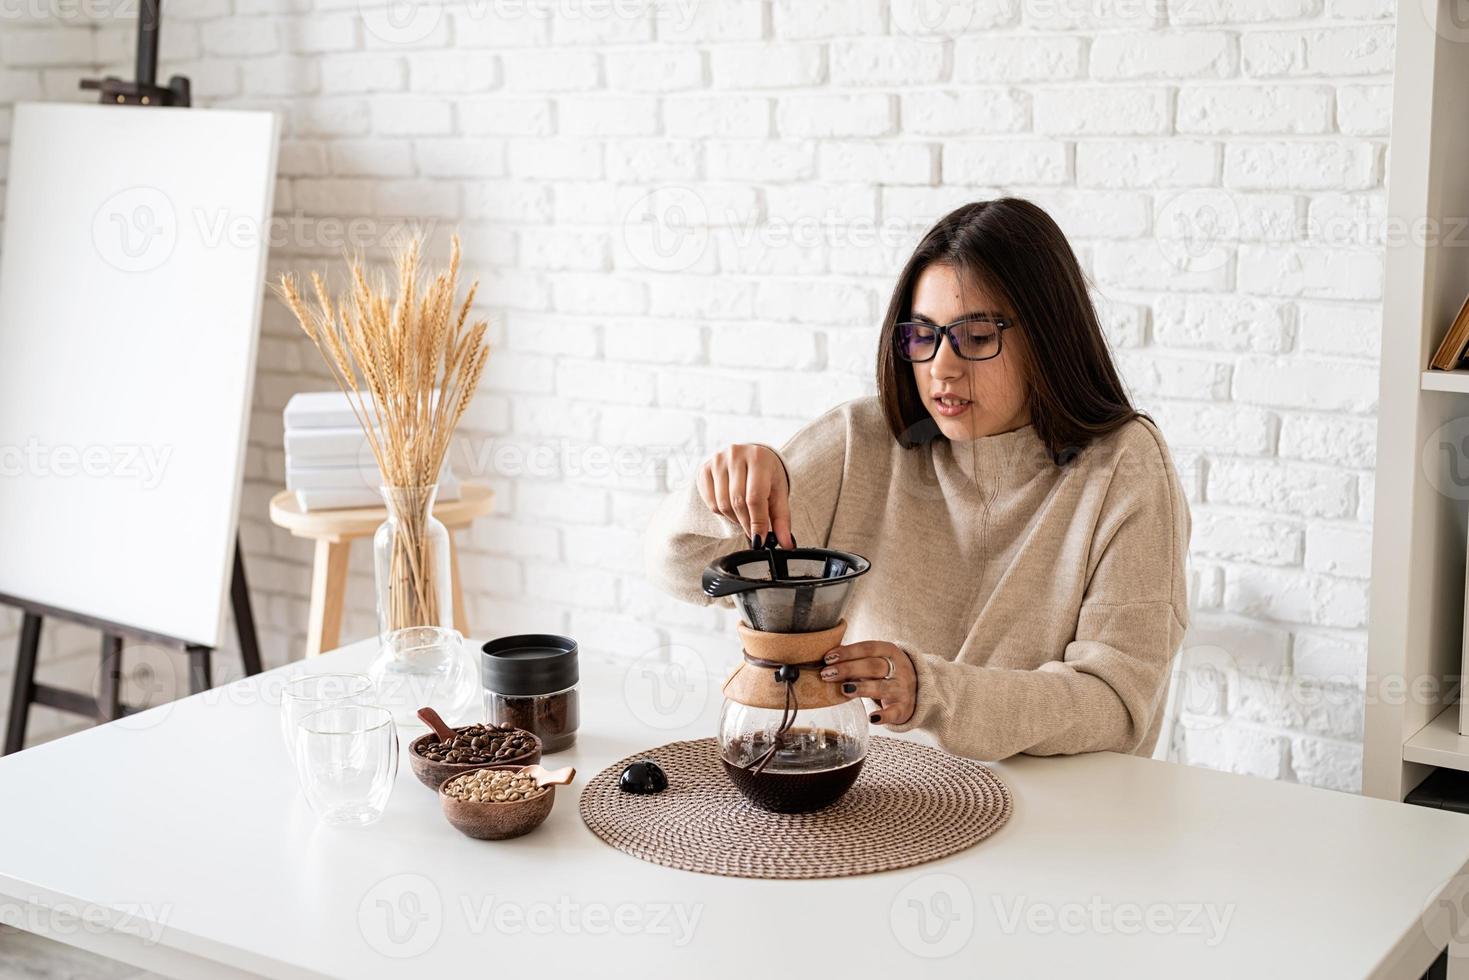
[481,634,580,754]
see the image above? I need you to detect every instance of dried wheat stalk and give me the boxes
[276,236,490,632]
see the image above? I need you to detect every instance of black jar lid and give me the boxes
[481,634,579,696]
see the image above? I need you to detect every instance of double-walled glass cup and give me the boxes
[294,705,399,827]
[279,673,375,758]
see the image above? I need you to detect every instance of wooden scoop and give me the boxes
[416,707,457,743]
[521,764,575,789]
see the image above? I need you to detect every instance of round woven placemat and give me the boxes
[578,737,1012,879]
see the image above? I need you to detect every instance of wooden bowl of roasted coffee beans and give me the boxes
[409,723,541,791]
[439,765,555,841]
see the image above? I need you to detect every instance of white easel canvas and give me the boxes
[0,103,279,647]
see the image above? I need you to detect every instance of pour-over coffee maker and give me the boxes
[703,539,872,813]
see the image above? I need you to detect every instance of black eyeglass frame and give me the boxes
[894,315,1014,363]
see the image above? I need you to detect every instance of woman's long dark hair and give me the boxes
[877,198,1142,463]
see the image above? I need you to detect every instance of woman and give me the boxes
[644,198,1192,761]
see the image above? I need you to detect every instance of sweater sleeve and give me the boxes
[642,401,854,607]
[887,426,1192,761]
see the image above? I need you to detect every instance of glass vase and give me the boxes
[374,484,453,641]
[368,626,478,730]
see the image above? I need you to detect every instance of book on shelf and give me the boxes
[1428,292,1469,370]
[283,390,464,511]
[284,425,373,459]
[294,474,461,512]
[283,391,377,429]
[283,389,443,428]
[286,459,453,492]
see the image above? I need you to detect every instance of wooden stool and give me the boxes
[268,482,495,657]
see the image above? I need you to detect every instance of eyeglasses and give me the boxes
[894,315,1012,362]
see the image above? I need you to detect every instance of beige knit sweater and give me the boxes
[644,396,1192,762]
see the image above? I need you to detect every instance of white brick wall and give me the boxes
[0,0,1386,791]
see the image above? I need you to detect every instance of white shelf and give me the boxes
[1421,369,1469,393]
[1403,704,1469,770]
[1366,0,1469,800]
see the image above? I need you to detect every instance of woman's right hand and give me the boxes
[697,444,795,548]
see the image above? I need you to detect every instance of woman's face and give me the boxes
[908,262,1031,442]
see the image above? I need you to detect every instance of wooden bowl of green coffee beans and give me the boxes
[438,765,555,841]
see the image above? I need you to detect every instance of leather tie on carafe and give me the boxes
[741,530,812,774]
[737,651,827,775]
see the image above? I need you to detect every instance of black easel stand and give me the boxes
[80,0,190,108]
[3,537,263,754]
[1,0,261,754]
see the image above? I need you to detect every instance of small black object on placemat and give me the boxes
[619,760,668,794]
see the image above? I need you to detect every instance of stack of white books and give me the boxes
[284,392,461,511]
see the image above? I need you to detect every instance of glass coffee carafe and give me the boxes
[703,541,872,813]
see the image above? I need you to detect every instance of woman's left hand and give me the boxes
[820,640,917,726]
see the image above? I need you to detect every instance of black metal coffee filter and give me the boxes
[702,546,870,633]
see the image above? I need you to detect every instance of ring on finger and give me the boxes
[881,656,894,681]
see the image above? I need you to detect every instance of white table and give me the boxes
[1,639,1468,980]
